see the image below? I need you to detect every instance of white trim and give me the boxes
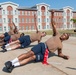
[0,1,19,6]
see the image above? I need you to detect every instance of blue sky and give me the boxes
[0,0,76,10]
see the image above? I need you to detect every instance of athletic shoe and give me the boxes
[7,65,14,73]
[1,45,5,49]
[5,61,12,69]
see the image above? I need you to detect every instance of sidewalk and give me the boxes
[0,35,76,75]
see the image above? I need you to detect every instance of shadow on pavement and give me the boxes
[66,67,76,70]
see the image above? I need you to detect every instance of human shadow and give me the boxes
[26,45,35,48]
[66,67,76,70]
[48,52,58,58]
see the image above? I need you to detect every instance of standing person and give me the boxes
[4,10,69,73]
[2,15,46,52]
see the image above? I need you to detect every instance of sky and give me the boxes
[0,0,76,10]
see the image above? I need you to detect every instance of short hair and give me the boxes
[42,31,47,35]
[20,33,25,37]
[63,33,69,40]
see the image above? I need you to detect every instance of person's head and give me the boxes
[14,27,18,33]
[60,33,69,41]
[41,31,47,37]
[20,33,25,37]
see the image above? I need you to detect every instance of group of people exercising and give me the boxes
[0,10,69,73]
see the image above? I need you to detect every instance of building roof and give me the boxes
[0,1,19,6]
[17,6,37,11]
[49,9,63,12]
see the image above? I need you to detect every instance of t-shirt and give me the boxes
[45,35,63,53]
[30,31,42,42]
[11,33,21,41]
[8,30,14,35]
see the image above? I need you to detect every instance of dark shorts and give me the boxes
[4,32,9,37]
[19,35,31,48]
[31,43,46,62]
[4,32,11,44]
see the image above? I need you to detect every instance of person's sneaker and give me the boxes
[1,45,5,49]
[1,49,7,52]
[5,61,12,69]
[7,65,14,73]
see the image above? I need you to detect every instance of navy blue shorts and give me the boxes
[4,32,9,37]
[3,32,11,44]
[31,43,46,62]
[19,35,31,48]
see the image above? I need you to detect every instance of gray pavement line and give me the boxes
[49,64,69,75]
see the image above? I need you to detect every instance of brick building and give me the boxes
[0,1,76,33]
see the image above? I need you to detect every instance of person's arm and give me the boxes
[12,22,19,33]
[9,21,13,30]
[58,48,69,60]
[38,40,40,44]
[51,10,59,36]
[34,14,38,33]
[12,22,17,29]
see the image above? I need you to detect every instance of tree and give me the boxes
[70,18,76,32]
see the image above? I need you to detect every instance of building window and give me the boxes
[43,18,46,22]
[38,25,40,29]
[38,18,40,23]
[15,18,17,23]
[31,25,34,30]
[3,10,5,15]
[19,18,21,23]
[38,11,40,16]
[18,11,20,15]
[8,26,10,31]
[22,11,25,15]
[26,18,29,23]
[32,11,34,15]
[43,26,46,29]
[0,19,1,23]
[25,11,27,15]
[0,10,1,15]
[21,26,24,30]
[15,10,17,15]
[47,18,49,22]
[26,26,28,30]
[27,11,30,16]
[4,26,6,31]
[32,19,34,23]
[47,25,49,29]
[22,18,24,23]
[3,18,6,23]
[0,26,2,31]
[47,12,49,16]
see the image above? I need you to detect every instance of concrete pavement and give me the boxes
[0,35,76,75]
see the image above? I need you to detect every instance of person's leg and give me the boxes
[19,55,36,65]
[18,51,35,61]
[5,51,35,72]
[6,43,21,51]
[0,42,5,46]
[5,40,20,48]
[0,34,4,38]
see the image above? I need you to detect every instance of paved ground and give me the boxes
[0,35,76,75]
